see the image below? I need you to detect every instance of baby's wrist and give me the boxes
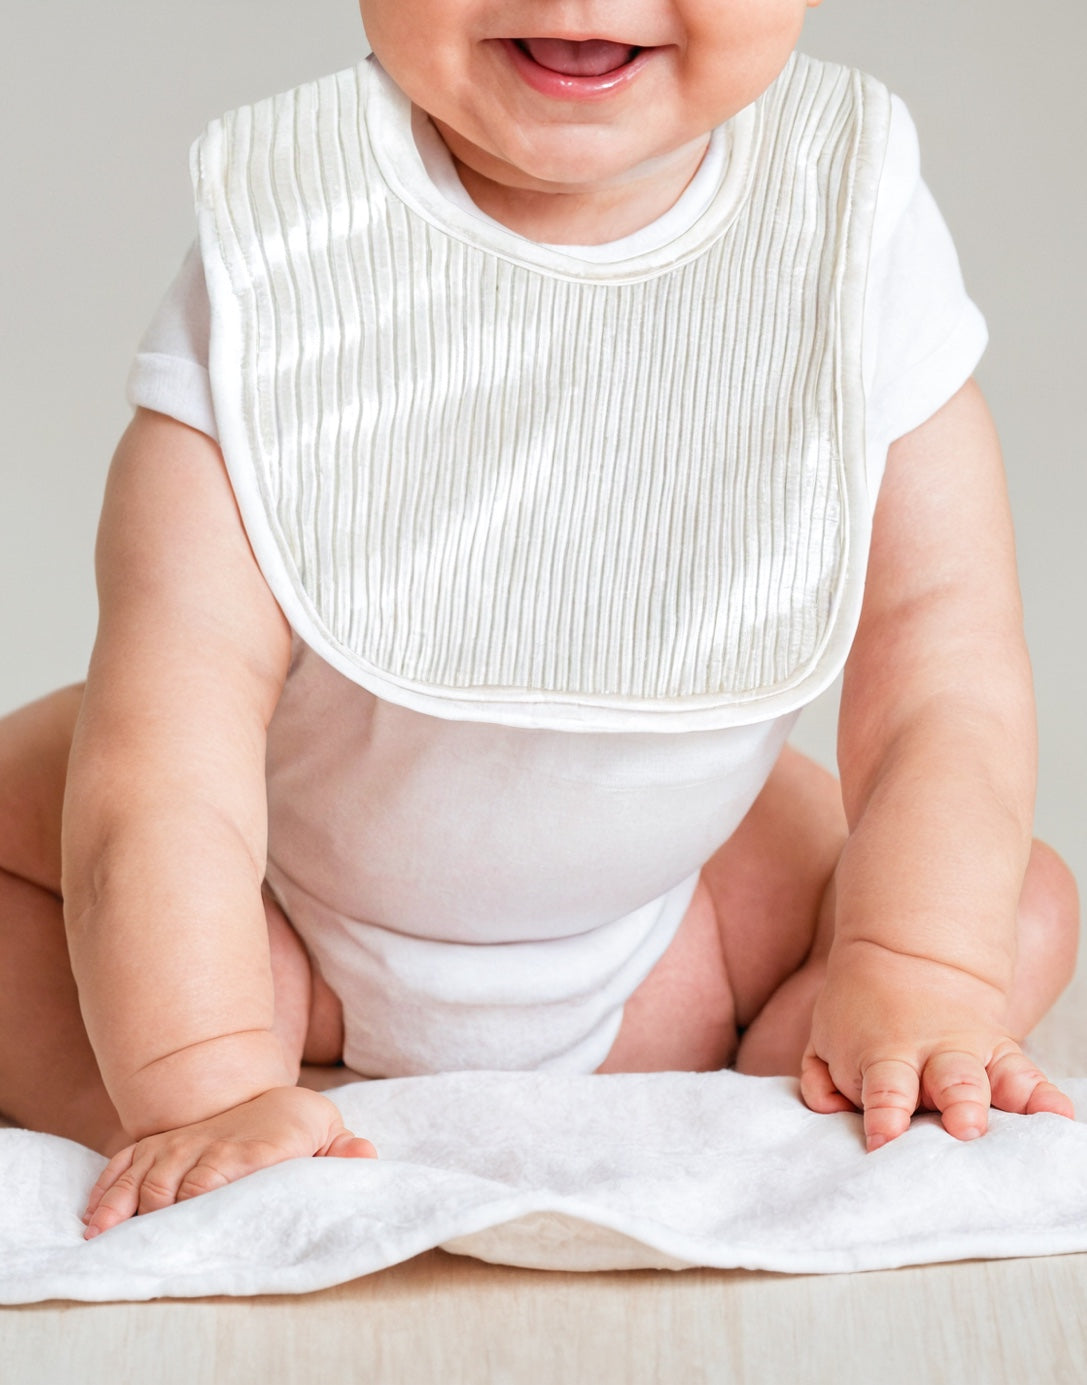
[107,1030,296,1139]
[826,928,1014,999]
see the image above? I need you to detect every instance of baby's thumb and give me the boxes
[322,1129,379,1160]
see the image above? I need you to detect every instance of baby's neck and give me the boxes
[434,127,712,246]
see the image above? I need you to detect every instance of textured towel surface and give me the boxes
[2,1071,1086,1303]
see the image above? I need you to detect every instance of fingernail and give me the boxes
[960,1125,983,1141]
[867,1135,887,1152]
[84,1225,101,1241]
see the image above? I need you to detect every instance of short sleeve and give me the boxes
[125,242,219,441]
[861,95,988,492]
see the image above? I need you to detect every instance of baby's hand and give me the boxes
[799,939,1074,1150]
[82,1086,376,1238]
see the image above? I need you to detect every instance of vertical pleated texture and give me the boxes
[195,56,879,710]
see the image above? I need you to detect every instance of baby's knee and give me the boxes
[0,684,83,887]
[1019,840,1080,990]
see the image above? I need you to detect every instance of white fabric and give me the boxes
[266,844,701,1077]
[191,54,882,729]
[2,1072,1086,1303]
[265,652,794,1077]
[127,85,987,502]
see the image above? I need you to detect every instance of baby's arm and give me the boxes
[62,409,373,1236]
[801,379,1074,1147]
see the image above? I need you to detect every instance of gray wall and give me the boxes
[2,3,1083,884]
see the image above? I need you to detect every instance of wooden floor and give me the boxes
[6,1249,1087,1385]
[2,982,1085,1385]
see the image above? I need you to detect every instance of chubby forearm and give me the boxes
[62,723,293,1136]
[834,698,1035,998]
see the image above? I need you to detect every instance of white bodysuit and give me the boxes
[128,54,988,1077]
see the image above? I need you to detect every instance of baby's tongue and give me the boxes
[521,38,636,77]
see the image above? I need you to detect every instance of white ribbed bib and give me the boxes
[192,54,890,731]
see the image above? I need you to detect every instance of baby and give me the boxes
[0,0,1079,1242]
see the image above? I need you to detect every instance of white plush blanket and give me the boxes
[3,1071,1086,1303]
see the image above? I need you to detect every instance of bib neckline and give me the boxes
[362,55,764,284]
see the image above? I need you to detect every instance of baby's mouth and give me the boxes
[515,38,643,78]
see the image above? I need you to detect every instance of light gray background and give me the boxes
[2,2,1084,895]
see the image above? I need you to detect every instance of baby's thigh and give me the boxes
[0,684,84,892]
[597,877,738,1073]
[263,889,345,1070]
[701,745,846,1028]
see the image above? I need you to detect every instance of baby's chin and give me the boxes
[439,119,680,198]
[434,121,711,246]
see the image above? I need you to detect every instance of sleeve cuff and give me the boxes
[125,351,219,442]
[871,299,988,447]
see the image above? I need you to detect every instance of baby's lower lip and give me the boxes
[499,37,655,101]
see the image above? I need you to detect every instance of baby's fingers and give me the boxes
[920,1049,991,1141]
[799,1049,856,1115]
[987,1045,1075,1121]
[322,1130,379,1160]
[82,1144,137,1229]
[860,1059,920,1151]
[83,1146,180,1239]
[84,1140,260,1238]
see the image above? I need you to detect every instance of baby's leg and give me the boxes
[0,688,331,1153]
[600,746,1079,1076]
[263,889,345,1069]
[0,686,124,1150]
